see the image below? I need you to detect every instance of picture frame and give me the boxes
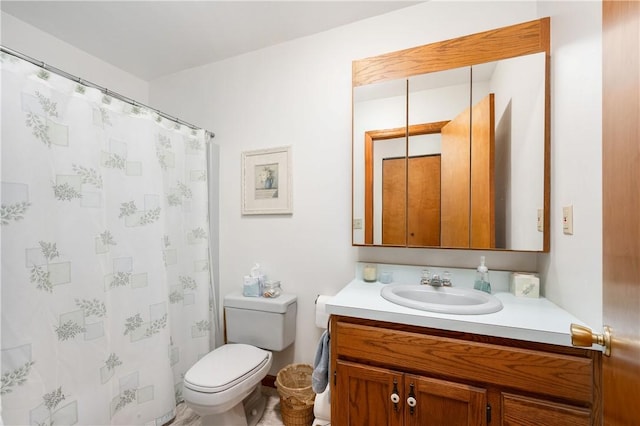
[241,146,292,215]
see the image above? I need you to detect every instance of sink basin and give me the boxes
[380,284,503,315]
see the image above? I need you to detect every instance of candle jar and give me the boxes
[363,264,377,282]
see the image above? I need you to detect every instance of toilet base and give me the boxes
[198,385,266,426]
[243,384,267,426]
[200,403,247,426]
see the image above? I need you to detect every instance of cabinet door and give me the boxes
[335,360,403,426]
[502,393,591,426]
[405,374,487,426]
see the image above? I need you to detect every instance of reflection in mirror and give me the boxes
[379,137,406,245]
[352,67,472,246]
[406,133,442,246]
[408,67,471,127]
[353,54,547,250]
[353,78,406,245]
[407,67,471,247]
[471,52,546,251]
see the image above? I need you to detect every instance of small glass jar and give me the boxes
[379,271,393,284]
[363,264,377,282]
[262,280,281,298]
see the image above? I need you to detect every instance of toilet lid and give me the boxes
[184,344,270,393]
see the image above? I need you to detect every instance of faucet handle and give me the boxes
[420,269,431,285]
[442,271,452,286]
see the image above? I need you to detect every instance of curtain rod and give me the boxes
[0,45,215,140]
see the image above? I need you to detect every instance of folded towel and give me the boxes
[312,330,330,394]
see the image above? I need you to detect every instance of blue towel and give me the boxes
[312,330,330,394]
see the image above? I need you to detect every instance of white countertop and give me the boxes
[326,279,594,349]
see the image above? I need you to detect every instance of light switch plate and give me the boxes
[353,218,363,230]
[537,209,544,232]
[563,205,573,235]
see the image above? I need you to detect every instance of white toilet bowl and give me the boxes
[183,343,273,426]
[183,292,297,426]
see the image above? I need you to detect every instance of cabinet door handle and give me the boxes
[407,382,417,414]
[407,396,417,407]
[391,379,400,411]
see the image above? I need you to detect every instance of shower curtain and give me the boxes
[1,54,216,425]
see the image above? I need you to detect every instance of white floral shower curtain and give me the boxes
[1,54,216,425]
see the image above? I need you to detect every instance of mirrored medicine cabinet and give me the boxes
[352,18,550,252]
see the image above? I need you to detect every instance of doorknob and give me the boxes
[570,323,612,356]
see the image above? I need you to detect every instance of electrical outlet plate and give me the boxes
[563,205,573,235]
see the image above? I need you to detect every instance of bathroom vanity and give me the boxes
[326,280,602,426]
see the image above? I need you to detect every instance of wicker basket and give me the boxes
[276,364,315,426]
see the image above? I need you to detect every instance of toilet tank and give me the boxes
[224,292,297,351]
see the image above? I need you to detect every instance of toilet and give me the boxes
[183,292,297,426]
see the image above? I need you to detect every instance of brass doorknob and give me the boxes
[570,323,612,356]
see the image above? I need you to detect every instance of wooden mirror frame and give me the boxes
[353,17,551,252]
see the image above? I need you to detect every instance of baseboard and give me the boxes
[262,374,277,389]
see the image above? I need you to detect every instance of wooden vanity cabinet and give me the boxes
[336,361,486,426]
[330,316,601,426]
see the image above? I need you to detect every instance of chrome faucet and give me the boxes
[420,270,452,287]
[430,274,443,287]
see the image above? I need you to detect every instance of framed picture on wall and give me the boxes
[241,146,292,215]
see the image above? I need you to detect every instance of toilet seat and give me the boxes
[184,344,271,394]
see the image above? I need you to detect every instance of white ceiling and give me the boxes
[1,1,420,81]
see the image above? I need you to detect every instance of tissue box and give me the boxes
[242,276,260,297]
[510,273,540,298]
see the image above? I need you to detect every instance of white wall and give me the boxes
[1,11,149,103]
[537,1,603,330]
[151,1,604,372]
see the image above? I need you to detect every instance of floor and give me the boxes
[172,387,285,426]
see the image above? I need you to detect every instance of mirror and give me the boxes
[352,18,550,252]
[471,53,546,250]
[408,67,472,248]
[353,78,407,246]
